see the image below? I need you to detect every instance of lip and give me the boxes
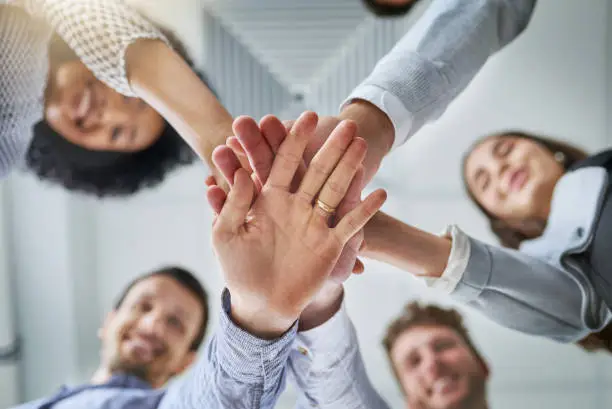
[427,374,459,397]
[123,333,164,361]
[508,167,528,192]
[73,82,97,126]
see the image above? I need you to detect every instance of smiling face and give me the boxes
[99,275,204,388]
[463,134,565,224]
[44,60,165,152]
[390,325,488,409]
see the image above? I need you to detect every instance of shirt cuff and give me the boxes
[422,225,471,293]
[217,289,298,385]
[295,299,355,355]
[341,84,414,151]
[290,299,356,395]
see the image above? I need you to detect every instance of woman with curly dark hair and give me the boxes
[1,0,233,197]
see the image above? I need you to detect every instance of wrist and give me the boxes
[340,100,394,184]
[126,38,233,163]
[229,293,297,339]
[361,212,452,278]
[299,284,344,331]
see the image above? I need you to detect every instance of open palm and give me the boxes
[219,115,367,282]
[209,113,386,335]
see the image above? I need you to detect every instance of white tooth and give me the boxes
[433,377,453,392]
[77,88,91,118]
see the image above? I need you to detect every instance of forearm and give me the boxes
[338,100,394,186]
[299,283,344,332]
[16,0,233,169]
[362,211,451,278]
[126,39,233,169]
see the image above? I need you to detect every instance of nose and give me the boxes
[138,311,166,339]
[492,158,509,178]
[487,158,510,194]
[100,92,136,126]
[420,349,443,382]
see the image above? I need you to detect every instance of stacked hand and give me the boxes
[209,115,367,281]
[208,112,386,338]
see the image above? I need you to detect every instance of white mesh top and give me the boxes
[0,0,167,178]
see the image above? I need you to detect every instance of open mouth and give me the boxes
[123,334,164,362]
[428,374,460,396]
[508,167,528,192]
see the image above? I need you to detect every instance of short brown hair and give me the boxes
[383,302,484,393]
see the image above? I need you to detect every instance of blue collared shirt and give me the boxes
[12,290,297,409]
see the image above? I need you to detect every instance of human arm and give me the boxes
[160,290,298,409]
[339,0,538,184]
[214,114,391,408]
[12,0,233,173]
[288,286,391,409]
[163,113,386,408]
[362,212,600,343]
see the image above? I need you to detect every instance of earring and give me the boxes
[554,151,565,164]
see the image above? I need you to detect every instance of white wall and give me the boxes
[5,0,612,407]
[0,181,19,408]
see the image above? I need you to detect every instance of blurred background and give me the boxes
[1,0,611,407]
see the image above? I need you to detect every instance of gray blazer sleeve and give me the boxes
[430,226,604,343]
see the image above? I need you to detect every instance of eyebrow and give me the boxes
[491,138,506,157]
[473,167,486,187]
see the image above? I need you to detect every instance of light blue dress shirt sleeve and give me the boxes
[345,0,537,148]
[160,289,298,409]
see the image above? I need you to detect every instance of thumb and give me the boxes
[214,168,255,235]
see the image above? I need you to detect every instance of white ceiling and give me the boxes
[210,0,372,93]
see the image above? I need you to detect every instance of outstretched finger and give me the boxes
[260,115,307,191]
[233,116,275,184]
[334,189,387,244]
[212,145,242,187]
[267,111,318,190]
[298,120,357,205]
[206,185,227,215]
[214,168,255,234]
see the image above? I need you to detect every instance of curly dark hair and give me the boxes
[27,23,214,197]
[361,0,421,18]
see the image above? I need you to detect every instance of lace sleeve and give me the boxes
[14,0,169,96]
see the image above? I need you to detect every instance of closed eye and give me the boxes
[111,126,122,142]
[493,139,513,158]
[474,169,489,192]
